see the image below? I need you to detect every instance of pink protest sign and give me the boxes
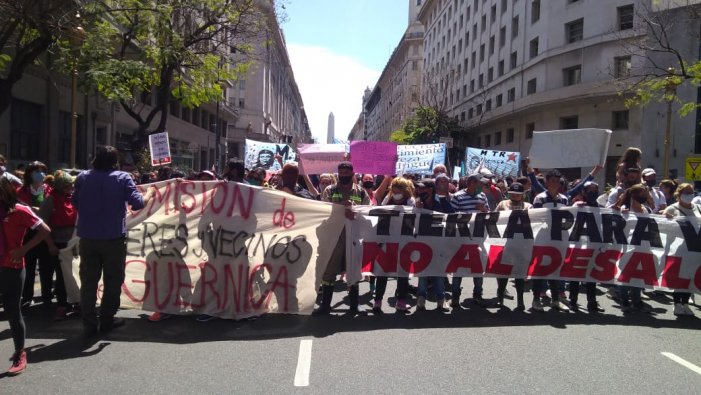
[297,144,347,174]
[349,141,398,174]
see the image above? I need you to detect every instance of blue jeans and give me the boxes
[451,277,483,297]
[418,277,446,300]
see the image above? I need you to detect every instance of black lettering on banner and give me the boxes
[551,210,574,241]
[601,213,628,244]
[126,227,141,257]
[276,145,290,159]
[480,150,489,156]
[418,213,445,237]
[401,213,416,236]
[630,217,663,247]
[503,210,534,239]
[676,220,701,252]
[287,235,306,263]
[569,211,603,243]
[232,231,250,257]
[157,224,177,256]
[368,209,401,235]
[474,212,501,238]
[445,213,472,237]
[141,222,160,257]
[271,236,292,259]
[171,224,189,259]
[219,228,236,257]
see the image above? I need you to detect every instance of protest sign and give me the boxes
[148,132,172,166]
[348,205,701,294]
[528,128,611,168]
[452,166,461,180]
[349,141,397,174]
[465,148,520,177]
[61,180,345,319]
[245,139,296,172]
[396,143,446,175]
[297,144,347,174]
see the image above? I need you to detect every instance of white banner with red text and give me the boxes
[348,205,701,294]
[60,180,345,319]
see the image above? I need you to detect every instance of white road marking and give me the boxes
[661,352,701,376]
[294,339,313,387]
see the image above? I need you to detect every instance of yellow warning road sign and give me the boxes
[685,157,701,181]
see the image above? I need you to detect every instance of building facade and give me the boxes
[364,1,425,142]
[418,0,700,182]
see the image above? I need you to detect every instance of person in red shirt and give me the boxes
[0,177,51,375]
[16,161,53,307]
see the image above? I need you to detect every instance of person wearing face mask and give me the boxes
[315,161,369,316]
[494,182,532,310]
[415,175,453,312]
[612,184,653,314]
[641,168,667,213]
[16,161,53,308]
[663,183,698,316]
[38,171,79,320]
[373,177,415,313]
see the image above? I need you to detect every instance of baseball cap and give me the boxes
[508,182,525,194]
[642,168,656,177]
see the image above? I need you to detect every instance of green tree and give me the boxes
[615,2,701,116]
[63,0,268,153]
[391,106,465,144]
[0,0,79,115]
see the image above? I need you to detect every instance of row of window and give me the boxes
[426,2,635,84]
[446,55,631,114]
[473,111,629,148]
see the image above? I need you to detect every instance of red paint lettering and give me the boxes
[660,256,691,289]
[399,242,432,274]
[179,181,197,213]
[122,259,149,303]
[618,252,659,286]
[445,244,483,274]
[591,250,620,282]
[485,245,512,276]
[197,262,222,309]
[528,246,562,277]
[560,247,593,279]
[272,198,296,229]
[361,242,399,274]
[227,183,254,219]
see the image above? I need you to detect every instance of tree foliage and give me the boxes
[390,106,463,144]
[58,0,269,151]
[0,0,79,115]
[616,2,701,117]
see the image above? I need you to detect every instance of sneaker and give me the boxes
[587,302,604,313]
[674,303,684,316]
[396,299,409,312]
[195,314,217,323]
[681,304,695,316]
[416,296,426,311]
[531,300,545,312]
[7,350,26,376]
[53,306,68,321]
[147,312,173,322]
[551,300,570,312]
[372,299,382,313]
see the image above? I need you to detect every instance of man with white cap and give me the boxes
[642,168,666,213]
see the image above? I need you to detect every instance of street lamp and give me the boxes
[663,67,680,179]
[69,13,86,169]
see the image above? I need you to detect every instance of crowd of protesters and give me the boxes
[0,145,697,376]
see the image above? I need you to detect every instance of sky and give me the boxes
[282,0,410,142]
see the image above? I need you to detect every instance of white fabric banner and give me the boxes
[61,180,345,319]
[528,128,611,168]
[349,205,701,293]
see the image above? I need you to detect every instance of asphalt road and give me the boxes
[1,279,699,394]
